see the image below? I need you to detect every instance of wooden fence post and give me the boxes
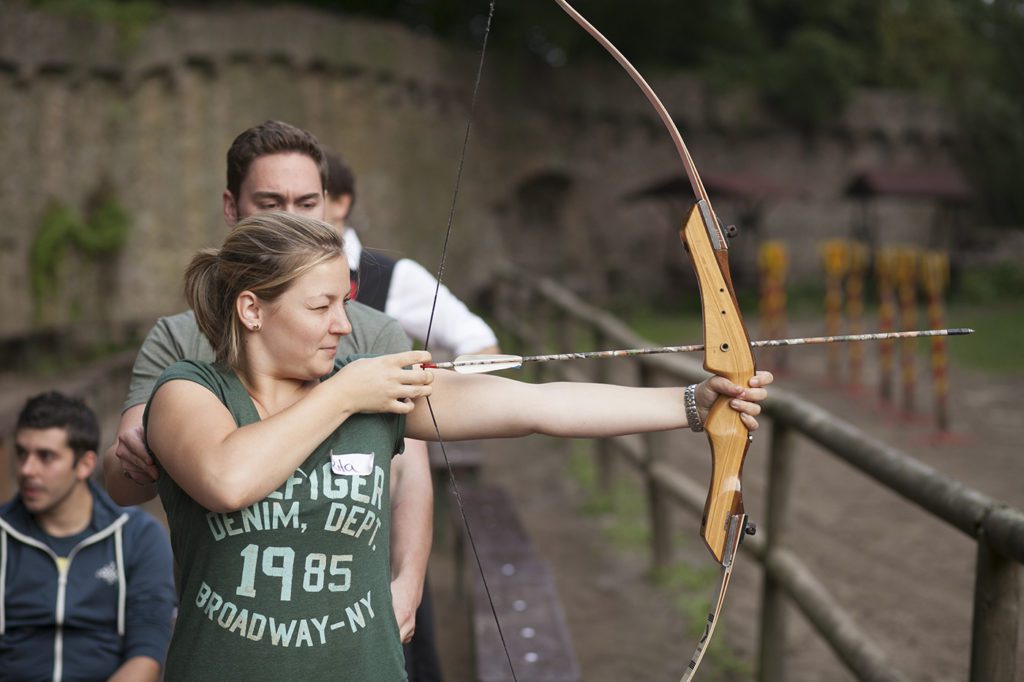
[969,528,1020,681]
[641,363,673,573]
[592,327,614,496]
[758,421,796,682]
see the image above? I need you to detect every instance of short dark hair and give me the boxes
[15,391,100,462]
[325,151,356,206]
[225,121,328,199]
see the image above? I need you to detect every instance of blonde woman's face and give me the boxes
[256,256,352,379]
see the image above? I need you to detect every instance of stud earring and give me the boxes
[251,323,261,331]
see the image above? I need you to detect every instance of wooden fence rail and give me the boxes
[491,262,1021,682]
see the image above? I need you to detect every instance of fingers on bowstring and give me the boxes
[398,381,433,402]
[396,349,432,368]
[396,366,433,391]
[392,397,419,415]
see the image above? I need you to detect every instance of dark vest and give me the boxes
[351,249,397,313]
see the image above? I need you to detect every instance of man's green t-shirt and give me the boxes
[144,359,408,681]
[123,301,411,411]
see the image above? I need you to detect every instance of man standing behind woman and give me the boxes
[104,121,433,650]
[143,210,772,679]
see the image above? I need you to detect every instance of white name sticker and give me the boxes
[331,452,374,476]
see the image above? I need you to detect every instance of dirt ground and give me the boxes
[1,339,1021,681]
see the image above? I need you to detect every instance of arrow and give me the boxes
[421,327,974,374]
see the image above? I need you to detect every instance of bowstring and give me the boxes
[421,3,519,680]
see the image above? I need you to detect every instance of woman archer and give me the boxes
[144,211,772,680]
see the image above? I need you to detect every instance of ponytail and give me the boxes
[182,212,344,369]
[184,248,244,366]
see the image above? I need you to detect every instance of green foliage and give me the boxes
[946,264,1024,372]
[30,202,80,304]
[79,195,132,255]
[567,444,646,545]
[31,0,162,50]
[954,262,1024,305]
[623,308,705,347]
[946,302,1024,373]
[31,0,161,25]
[874,0,973,90]
[956,86,1024,226]
[759,27,861,131]
[565,442,750,677]
[27,0,1024,220]
[28,189,133,319]
[657,563,751,679]
[298,0,1024,223]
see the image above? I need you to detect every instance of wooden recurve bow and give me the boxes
[552,3,756,679]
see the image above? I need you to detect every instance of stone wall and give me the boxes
[0,4,962,341]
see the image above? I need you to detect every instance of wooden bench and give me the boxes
[452,483,581,682]
[428,441,484,546]
[428,440,484,482]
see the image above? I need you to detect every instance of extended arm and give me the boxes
[405,370,771,442]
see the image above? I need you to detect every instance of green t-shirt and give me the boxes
[145,359,408,681]
[124,301,411,411]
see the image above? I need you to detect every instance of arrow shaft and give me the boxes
[427,328,973,372]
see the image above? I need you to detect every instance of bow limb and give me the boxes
[554,2,756,678]
[552,0,710,203]
[677,202,754,682]
[552,0,756,566]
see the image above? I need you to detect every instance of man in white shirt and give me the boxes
[325,152,500,357]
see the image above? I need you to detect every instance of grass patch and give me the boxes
[945,302,1024,373]
[566,442,646,548]
[623,310,705,347]
[566,442,750,678]
[654,562,752,679]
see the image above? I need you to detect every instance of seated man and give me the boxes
[0,391,176,681]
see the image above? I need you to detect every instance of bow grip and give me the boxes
[680,201,756,563]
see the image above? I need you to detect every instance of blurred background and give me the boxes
[1,0,1022,366]
[1,1,1023,681]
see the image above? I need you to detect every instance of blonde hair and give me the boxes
[184,212,344,368]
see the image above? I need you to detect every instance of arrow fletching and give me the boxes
[429,354,525,373]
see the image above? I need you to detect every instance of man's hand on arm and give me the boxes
[389,438,433,643]
[102,404,159,506]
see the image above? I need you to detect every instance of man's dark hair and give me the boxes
[225,121,328,199]
[16,391,100,462]
[325,151,356,207]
